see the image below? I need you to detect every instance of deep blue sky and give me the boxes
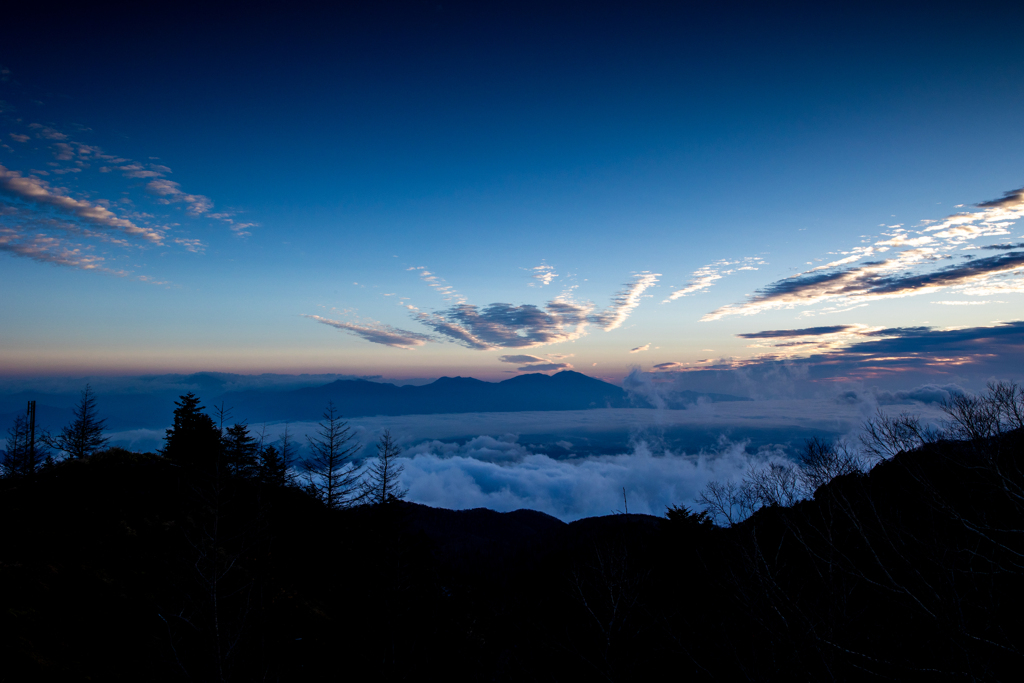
[2,1,1023,387]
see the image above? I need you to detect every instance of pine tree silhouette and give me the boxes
[45,384,109,460]
[222,423,259,477]
[362,430,407,505]
[303,401,363,509]
[162,392,221,470]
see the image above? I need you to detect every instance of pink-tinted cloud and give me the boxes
[0,227,125,274]
[120,163,165,179]
[146,179,213,216]
[0,164,163,242]
[28,123,67,141]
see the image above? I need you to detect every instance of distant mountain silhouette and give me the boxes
[221,370,749,421]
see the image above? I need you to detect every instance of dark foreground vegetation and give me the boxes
[2,384,1024,681]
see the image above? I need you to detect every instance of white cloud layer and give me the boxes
[398,438,775,521]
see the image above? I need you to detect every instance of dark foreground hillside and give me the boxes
[2,430,1024,681]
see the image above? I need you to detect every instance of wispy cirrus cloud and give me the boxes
[1,109,251,279]
[0,164,163,242]
[409,271,660,351]
[629,344,650,353]
[528,262,557,287]
[408,266,465,303]
[208,211,256,237]
[306,314,433,350]
[499,354,549,364]
[646,320,1024,397]
[52,142,74,160]
[514,362,571,372]
[588,271,660,330]
[705,249,1024,320]
[498,353,573,373]
[28,123,67,141]
[923,186,1024,242]
[416,299,593,350]
[120,163,167,179]
[704,186,1024,320]
[664,257,763,302]
[932,300,1002,306]
[173,237,206,254]
[981,242,1024,251]
[146,179,213,216]
[737,325,858,339]
[0,227,123,273]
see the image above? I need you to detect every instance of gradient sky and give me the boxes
[2,2,1023,386]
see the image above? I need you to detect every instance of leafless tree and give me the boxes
[942,380,1024,442]
[860,409,933,461]
[746,461,801,509]
[570,542,649,676]
[798,437,862,495]
[697,479,758,526]
[987,380,1024,431]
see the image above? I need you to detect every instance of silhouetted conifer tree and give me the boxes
[303,401,363,509]
[44,384,108,460]
[3,415,32,477]
[2,408,49,477]
[362,430,407,504]
[278,424,297,478]
[259,445,289,486]
[162,392,221,470]
[222,423,258,477]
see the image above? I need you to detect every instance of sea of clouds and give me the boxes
[109,399,938,523]
[396,436,782,521]
[4,375,956,523]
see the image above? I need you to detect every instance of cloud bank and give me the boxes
[398,438,775,521]
[647,320,1024,395]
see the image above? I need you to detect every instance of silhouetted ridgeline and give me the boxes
[221,370,748,422]
[0,370,748,433]
[2,390,1023,680]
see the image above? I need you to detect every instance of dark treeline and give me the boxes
[1,383,1023,681]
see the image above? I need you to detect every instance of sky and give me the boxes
[2,1,1024,390]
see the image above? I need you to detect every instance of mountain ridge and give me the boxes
[220,370,749,421]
